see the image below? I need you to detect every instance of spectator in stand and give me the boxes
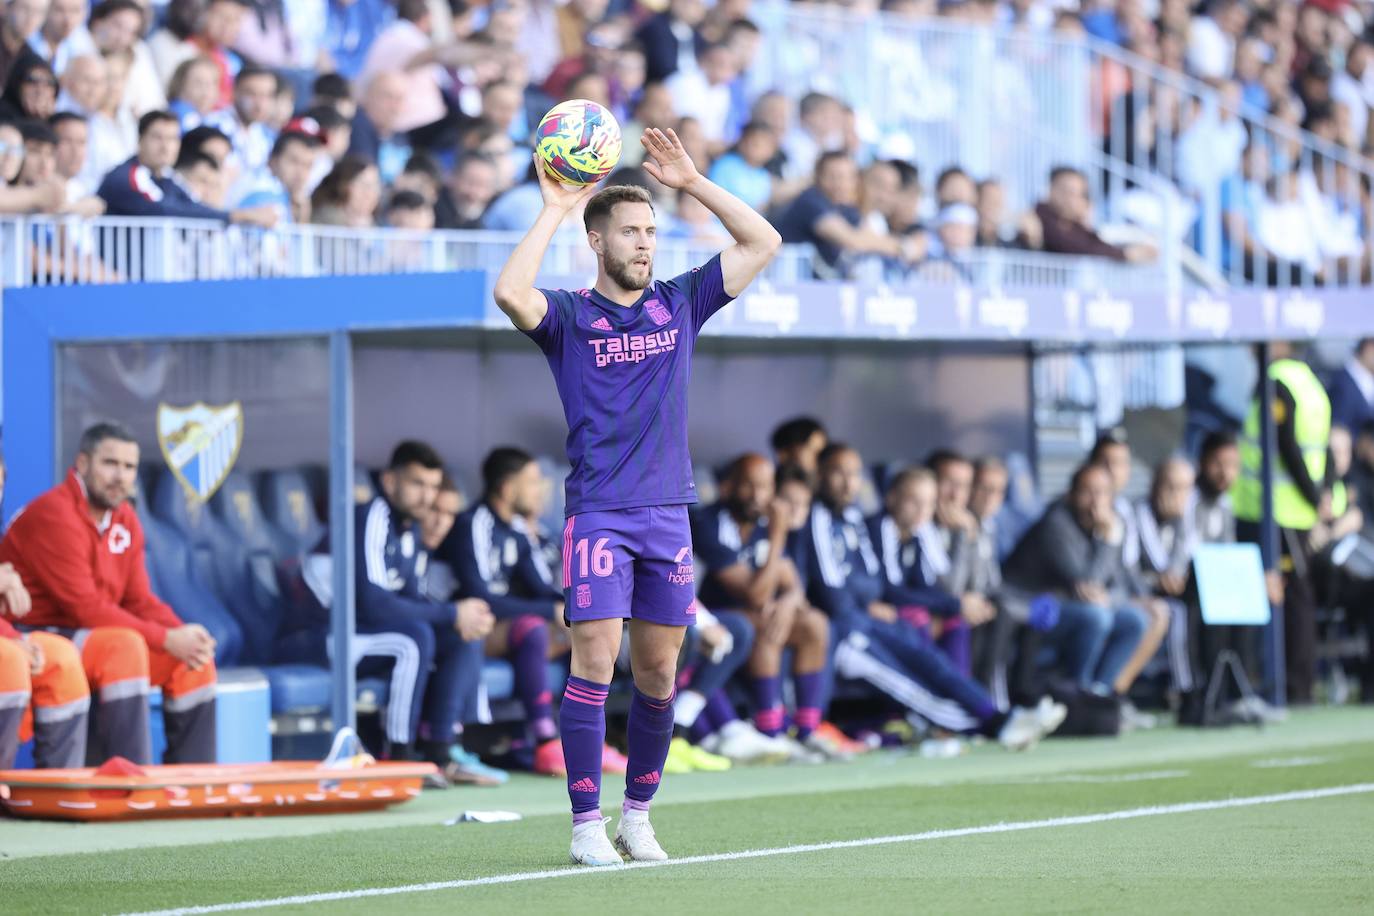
[348,69,412,185]
[552,0,608,62]
[618,81,676,170]
[310,71,356,121]
[48,110,103,210]
[310,153,380,227]
[433,151,497,229]
[774,151,921,280]
[0,115,68,213]
[1002,462,1150,700]
[234,0,295,70]
[98,110,278,224]
[917,203,978,281]
[1186,0,1247,80]
[721,17,761,134]
[1257,166,1324,278]
[88,0,165,116]
[75,51,138,190]
[635,0,706,84]
[1329,339,1374,437]
[543,20,628,116]
[323,0,393,82]
[0,56,57,121]
[1332,39,1373,150]
[392,149,441,208]
[147,0,199,87]
[934,166,976,209]
[707,120,776,213]
[360,0,500,152]
[0,0,46,92]
[384,187,433,229]
[27,0,94,76]
[481,79,529,148]
[175,147,221,205]
[208,64,279,180]
[1031,165,1156,262]
[294,105,346,192]
[781,90,843,182]
[167,56,226,133]
[183,0,248,110]
[1177,78,1246,195]
[267,72,295,133]
[665,41,738,153]
[770,416,828,483]
[0,422,218,765]
[233,127,320,223]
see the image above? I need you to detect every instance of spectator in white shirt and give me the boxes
[207,64,278,178]
[665,41,737,154]
[781,90,844,182]
[1332,39,1373,149]
[27,0,95,75]
[1186,0,1246,80]
[88,0,165,116]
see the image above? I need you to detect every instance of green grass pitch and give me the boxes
[3,707,1372,915]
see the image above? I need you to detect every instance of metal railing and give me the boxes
[1,216,1166,292]
[749,1,1373,289]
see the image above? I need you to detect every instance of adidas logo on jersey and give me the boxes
[591,317,613,331]
[569,777,599,792]
[632,771,661,786]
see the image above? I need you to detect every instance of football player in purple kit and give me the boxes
[493,127,782,867]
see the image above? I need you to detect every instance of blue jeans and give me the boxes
[1049,601,1149,692]
[686,610,755,698]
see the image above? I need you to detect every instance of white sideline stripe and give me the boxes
[117,783,1374,916]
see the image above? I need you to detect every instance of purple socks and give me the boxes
[623,687,674,815]
[561,676,608,824]
[510,616,556,741]
[751,675,784,736]
[794,670,827,739]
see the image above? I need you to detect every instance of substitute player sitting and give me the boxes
[493,127,781,866]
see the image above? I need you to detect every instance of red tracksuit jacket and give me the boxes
[0,472,181,649]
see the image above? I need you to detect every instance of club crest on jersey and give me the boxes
[645,299,671,326]
[158,401,244,504]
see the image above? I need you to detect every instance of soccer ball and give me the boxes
[536,99,622,186]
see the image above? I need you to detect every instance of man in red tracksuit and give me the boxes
[0,423,218,764]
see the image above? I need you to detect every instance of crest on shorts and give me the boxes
[157,401,244,504]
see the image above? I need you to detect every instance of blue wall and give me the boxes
[3,272,487,518]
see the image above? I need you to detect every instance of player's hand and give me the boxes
[767,497,792,533]
[1074,582,1109,607]
[640,128,702,191]
[21,636,44,675]
[535,151,600,213]
[1265,571,1285,606]
[1159,572,1187,597]
[960,593,996,626]
[698,622,733,662]
[867,601,898,623]
[455,598,495,640]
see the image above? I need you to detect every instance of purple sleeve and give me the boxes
[667,255,736,332]
[523,289,567,352]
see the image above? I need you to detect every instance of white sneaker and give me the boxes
[1035,696,1068,736]
[570,817,622,867]
[774,733,825,764]
[802,729,854,762]
[714,720,790,763]
[1119,700,1158,732]
[997,706,1045,751]
[614,808,668,862]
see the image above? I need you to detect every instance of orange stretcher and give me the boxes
[0,759,437,821]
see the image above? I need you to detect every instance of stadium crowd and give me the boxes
[0,0,1372,282]
[6,338,1373,779]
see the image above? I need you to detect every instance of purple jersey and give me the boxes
[526,254,734,516]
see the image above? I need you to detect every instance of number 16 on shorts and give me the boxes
[560,506,698,626]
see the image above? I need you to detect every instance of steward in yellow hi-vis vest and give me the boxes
[1233,357,1343,532]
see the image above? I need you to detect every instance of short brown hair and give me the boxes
[584,184,654,233]
[889,466,935,492]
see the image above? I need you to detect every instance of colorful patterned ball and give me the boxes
[535,99,623,186]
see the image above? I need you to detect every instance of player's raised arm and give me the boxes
[641,128,782,298]
[491,154,600,332]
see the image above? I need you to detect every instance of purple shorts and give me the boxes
[560,505,697,627]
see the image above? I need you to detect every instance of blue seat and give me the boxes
[208,472,293,665]
[261,664,332,714]
[138,502,246,666]
[258,468,327,555]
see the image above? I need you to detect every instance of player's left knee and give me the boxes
[800,608,830,648]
